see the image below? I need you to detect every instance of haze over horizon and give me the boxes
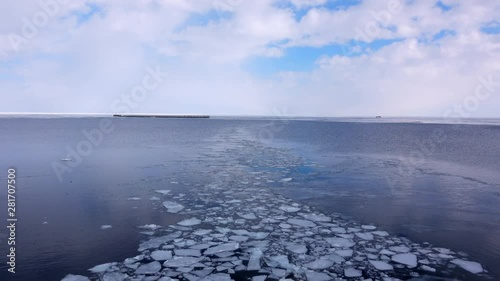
[1,0,499,117]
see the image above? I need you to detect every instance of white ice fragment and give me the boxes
[127,197,141,201]
[252,276,267,281]
[355,232,374,240]
[344,267,362,277]
[389,246,410,253]
[194,229,212,236]
[62,275,90,281]
[238,213,257,220]
[287,218,316,228]
[102,272,128,281]
[280,178,292,182]
[149,196,160,201]
[421,265,436,272]
[331,227,346,234]
[247,249,263,271]
[248,232,269,240]
[361,225,377,230]
[163,257,201,267]
[229,235,249,242]
[286,244,307,254]
[199,273,232,281]
[175,249,202,257]
[304,259,333,270]
[325,237,355,248]
[138,224,162,230]
[101,225,112,230]
[135,261,161,274]
[204,242,239,255]
[380,249,396,256]
[372,231,389,236]
[305,271,331,281]
[279,205,300,213]
[392,253,417,268]
[151,250,172,261]
[177,218,201,226]
[369,260,394,271]
[451,259,483,274]
[88,263,113,273]
[155,189,171,195]
[335,249,353,257]
[300,213,331,222]
[266,255,290,268]
[162,201,184,213]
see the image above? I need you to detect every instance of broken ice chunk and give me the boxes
[389,246,410,253]
[194,229,212,236]
[162,201,184,213]
[372,231,389,236]
[61,274,91,281]
[204,242,240,255]
[300,213,331,222]
[177,218,202,226]
[101,225,112,230]
[344,267,362,277]
[265,255,290,268]
[451,259,483,274]
[229,235,249,242]
[286,244,307,254]
[391,253,417,268]
[279,205,300,213]
[325,237,355,248]
[355,232,374,240]
[127,197,141,201]
[155,189,171,195]
[138,224,162,230]
[102,272,128,281]
[361,225,376,230]
[369,260,394,271]
[304,259,334,270]
[174,249,202,257]
[247,249,263,271]
[305,271,331,281]
[238,213,257,220]
[335,249,353,257]
[287,218,316,228]
[199,273,232,281]
[163,257,201,267]
[280,178,292,182]
[135,261,161,274]
[151,250,172,261]
[89,263,114,273]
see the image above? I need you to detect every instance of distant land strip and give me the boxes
[113,114,210,118]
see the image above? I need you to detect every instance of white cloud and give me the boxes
[0,0,499,117]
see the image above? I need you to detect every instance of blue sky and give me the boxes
[0,0,499,116]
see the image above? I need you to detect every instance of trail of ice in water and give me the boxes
[62,129,490,281]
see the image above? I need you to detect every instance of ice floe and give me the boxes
[66,134,490,281]
[162,201,184,213]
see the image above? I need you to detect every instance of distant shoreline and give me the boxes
[112,114,210,119]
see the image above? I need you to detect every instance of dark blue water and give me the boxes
[0,117,499,280]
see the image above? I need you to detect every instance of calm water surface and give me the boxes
[0,117,499,280]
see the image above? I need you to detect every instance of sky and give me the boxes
[0,0,499,117]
